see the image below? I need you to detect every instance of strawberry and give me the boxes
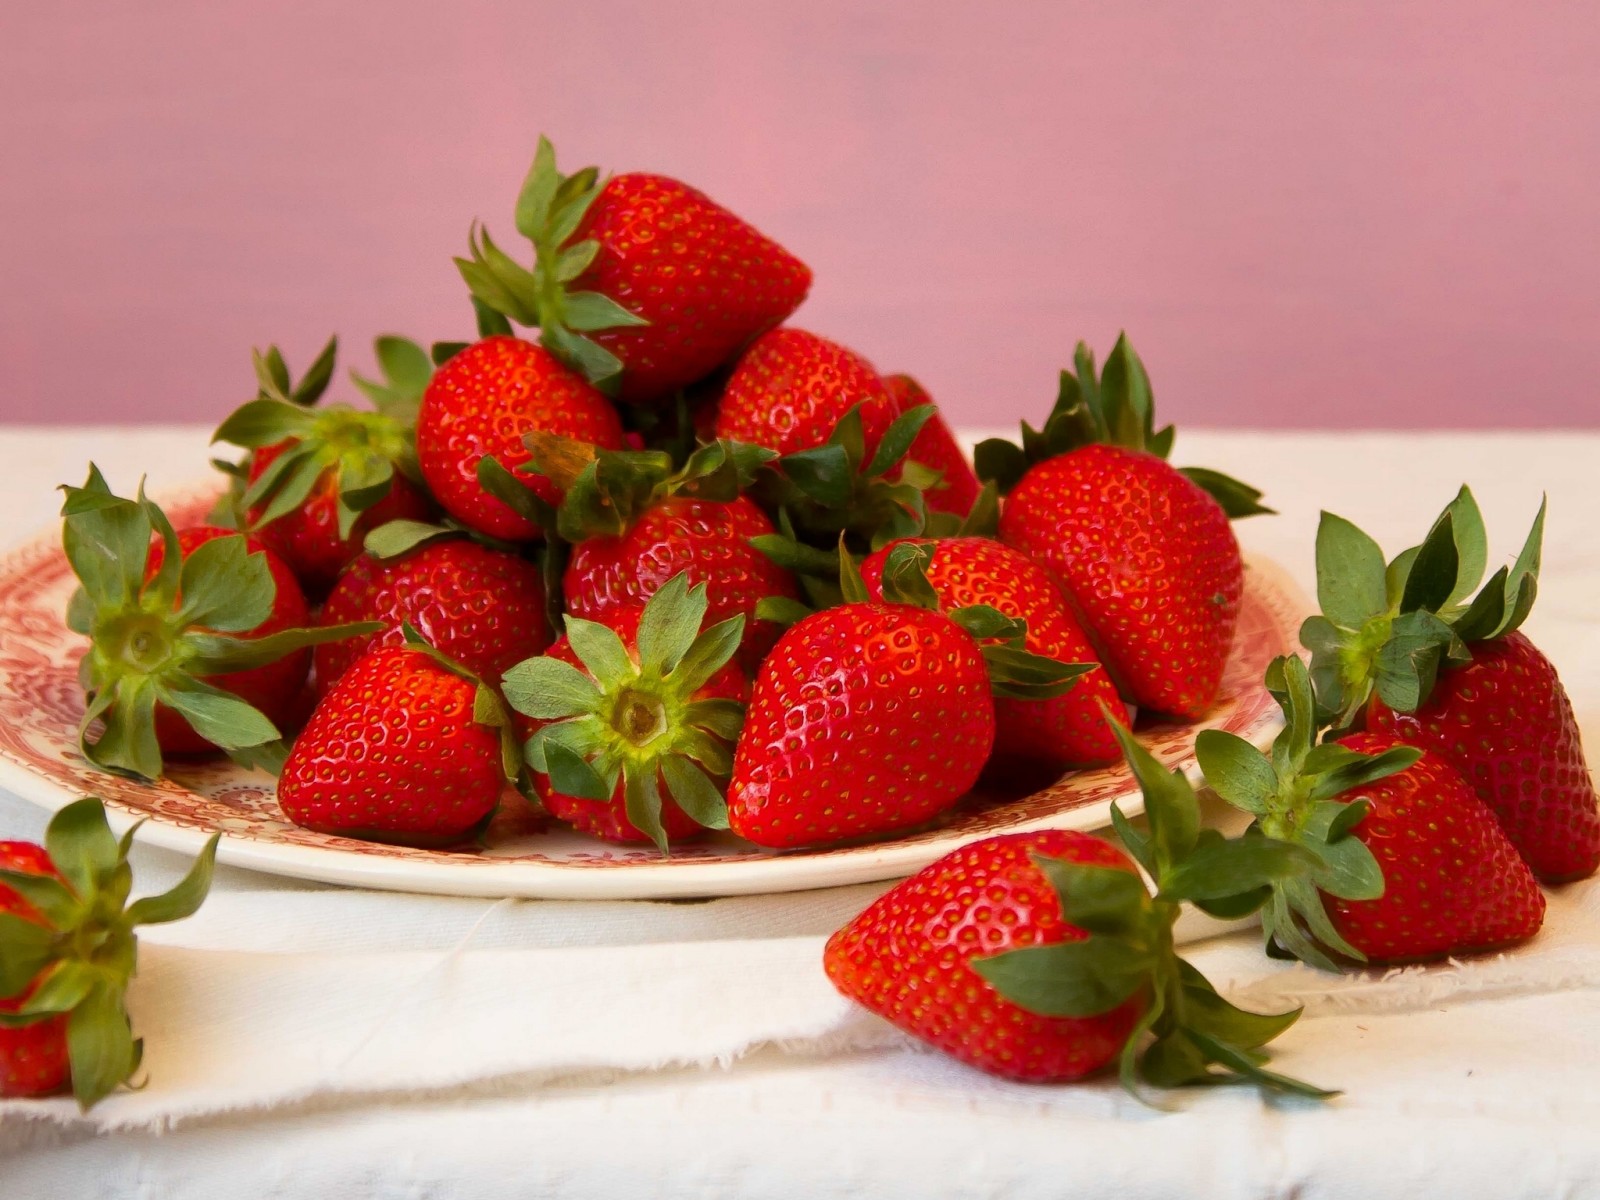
[825,722,1330,1096]
[1303,487,1599,881]
[503,576,749,850]
[883,374,981,519]
[861,537,1125,769]
[726,549,1084,849]
[212,336,436,596]
[314,529,550,696]
[278,635,522,847]
[0,798,218,1108]
[415,335,625,541]
[60,467,374,779]
[455,137,811,403]
[976,335,1270,720]
[520,432,798,667]
[1197,655,1546,968]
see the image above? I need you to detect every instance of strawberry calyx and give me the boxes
[972,333,1271,518]
[974,719,1333,1100]
[1196,655,1420,971]
[1303,485,1544,731]
[349,334,436,426]
[0,797,219,1110]
[61,466,380,780]
[454,136,647,394]
[501,573,746,854]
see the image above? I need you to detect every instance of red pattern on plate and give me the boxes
[0,485,1304,891]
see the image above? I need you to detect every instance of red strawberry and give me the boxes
[826,722,1331,1096]
[861,537,1125,769]
[61,468,370,779]
[979,336,1269,719]
[212,336,437,596]
[455,138,811,403]
[1198,655,1546,969]
[713,327,898,459]
[315,535,551,696]
[0,799,218,1108]
[884,374,981,518]
[726,552,1081,849]
[521,432,798,668]
[1303,487,1598,882]
[503,580,749,849]
[279,640,519,847]
[416,335,625,541]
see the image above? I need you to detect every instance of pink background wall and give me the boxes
[2,2,1597,429]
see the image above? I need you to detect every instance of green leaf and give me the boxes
[684,698,745,742]
[1159,835,1320,903]
[1372,609,1457,712]
[878,542,940,609]
[1400,511,1459,614]
[555,239,602,283]
[1497,496,1545,637]
[1030,856,1149,938]
[180,622,382,674]
[748,535,839,576]
[563,291,648,332]
[501,656,603,720]
[838,542,870,605]
[543,739,613,801]
[432,341,470,367]
[1307,745,1420,803]
[540,323,624,393]
[670,616,745,695]
[1110,800,1155,877]
[0,913,56,997]
[373,335,434,397]
[66,984,139,1110]
[290,335,339,406]
[175,534,276,632]
[1177,961,1300,1049]
[635,574,707,675]
[1314,512,1389,628]
[1302,811,1384,901]
[864,404,934,479]
[250,448,329,529]
[1107,719,1199,875]
[0,867,78,927]
[754,596,813,628]
[13,959,97,1017]
[363,520,457,561]
[660,756,730,829]
[1180,468,1274,519]
[972,438,1028,494]
[514,135,561,240]
[156,677,281,751]
[1194,730,1278,815]
[971,938,1152,1018]
[45,797,121,899]
[475,455,555,531]
[623,765,669,855]
[61,476,151,610]
[211,399,315,450]
[1181,1027,1336,1099]
[779,444,855,509]
[1442,486,1488,608]
[1385,545,1420,607]
[124,834,219,925]
[561,616,636,687]
[1451,565,1509,644]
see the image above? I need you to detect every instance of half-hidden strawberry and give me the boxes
[825,721,1331,1096]
[976,335,1270,720]
[1302,486,1599,881]
[726,547,1087,849]
[519,431,798,666]
[455,136,811,403]
[1198,655,1546,968]
[415,333,625,541]
[211,336,436,595]
[883,374,981,519]
[502,574,749,852]
[313,529,552,696]
[0,798,218,1108]
[60,466,376,779]
[278,630,523,847]
[861,537,1126,769]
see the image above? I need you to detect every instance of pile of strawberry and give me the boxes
[32,135,1600,1104]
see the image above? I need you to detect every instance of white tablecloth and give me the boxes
[2,426,1598,1198]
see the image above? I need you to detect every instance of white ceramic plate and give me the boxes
[0,483,1307,899]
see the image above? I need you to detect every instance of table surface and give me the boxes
[3,426,1599,1199]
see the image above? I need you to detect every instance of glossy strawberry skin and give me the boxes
[0,842,71,1099]
[146,526,313,754]
[727,604,994,848]
[713,328,899,460]
[884,375,981,518]
[1368,631,1600,883]
[572,173,812,406]
[824,830,1146,1081]
[315,540,551,696]
[862,538,1127,769]
[417,336,625,541]
[246,440,436,598]
[278,647,505,847]
[998,444,1242,720]
[565,495,799,668]
[518,610,748,844]
[1326,732,1545,964]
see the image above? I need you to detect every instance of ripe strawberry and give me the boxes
[415,335,625,541]
[726,551,1081,849]
[1303,487,1599,881]
[0,799,218,1108]
[861,537,1124,769]
[825,723,1330,1095]
[212,336,436,596]
[279,637,521,847]
[977,336,1269,720]
[314,534,551,696]
[1198,655,1546,968]
[883,374,981,518]
[455,137,811,403]
[503,577,749,850]
[520,433,798,667]
[60,467,373,779]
